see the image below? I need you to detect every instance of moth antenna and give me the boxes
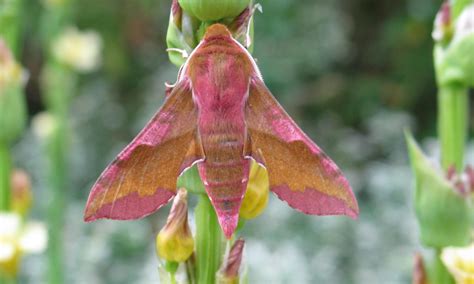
[166,48,189,59]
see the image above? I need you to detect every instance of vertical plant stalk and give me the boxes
[430,249,455,284]
[195,193,224,284]
[0,142,11,211]
[438,84,469,171]
[178,165,224,282]
[46,120,68,284]
[0,0,23,55]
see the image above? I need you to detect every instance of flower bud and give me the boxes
[217,239,245,284]
[0,39,27,144]
[406,133,471,247]
[226,4,261,50]
[239,161,269,220]
[10,169,32,217]
[453,4,474,44]
[178,0,251,22]
[166,0,199,67]
[434,4,474,87]
[442,244,474,283]
[413,253,428,284]
[156,188,194,262]
[432,2,453,43]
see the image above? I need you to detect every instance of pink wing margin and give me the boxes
[245,77,359,219]
[84,78,204,221]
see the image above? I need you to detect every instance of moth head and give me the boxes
[203,23,233,41]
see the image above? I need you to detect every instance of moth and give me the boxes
[84,24,359,238]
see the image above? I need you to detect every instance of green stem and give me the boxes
[0,275,17,284]
[46,119,68,284]
[0,0,23,55]
[195,194,224,284]
[0,143,11,211]
[429,249,455,284]
[437,84,469,171]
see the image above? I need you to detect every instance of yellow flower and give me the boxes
[0,39,27,91]
[11,169,33,217]
[52,27,102,73]
[0,213,47,277]
[239,161,269,219]
[442,244,474,283]
[156,189,194,262]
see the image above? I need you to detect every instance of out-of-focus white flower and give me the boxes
[0,213,47,277]
[442,244,474,283]
[31,112,57,139]
[453,4,474,43]
[0,39,28,91]
[52,27,102,73]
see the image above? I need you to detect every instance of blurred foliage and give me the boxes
[8,0,467,283]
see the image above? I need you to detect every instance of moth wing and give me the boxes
[245,77,359,218]
[84,78,203,221]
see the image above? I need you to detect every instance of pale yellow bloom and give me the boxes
[442,244,474,283]
[0,40,27,91]
[0,213,47,277]
[156,189,194,262]
[52,27,102,72]
[239,161,269,219]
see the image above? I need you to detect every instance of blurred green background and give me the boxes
[11,0,471,283]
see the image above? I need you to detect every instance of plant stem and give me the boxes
[0,143,11,211]
[46,119,68,284]
[429,249,455,284]
[0,0,22,55]
[195,194,224,284]
[437,84,468,171]
[0,275,17,284]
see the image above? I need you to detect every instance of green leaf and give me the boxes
[406,132,472,248]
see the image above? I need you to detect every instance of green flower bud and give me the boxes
[0,85,26,144]
[166,0,200,66]
[406,132,472,248]
[434,4,474,87]
[432,2,453,44]
[0,40,26,144]
[156,189,194,263]
[178,0,250,22]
